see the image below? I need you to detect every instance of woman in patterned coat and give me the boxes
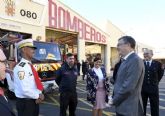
[86,58,110,116]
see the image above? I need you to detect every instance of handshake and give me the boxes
[106,96,113,107]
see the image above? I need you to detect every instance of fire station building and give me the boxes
[0,0,150,74]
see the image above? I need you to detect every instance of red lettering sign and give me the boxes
[49,1,57,28]
[84,23,91,40]
[48,0,107,44]
[66,11,77,31]
[58,7,65,29]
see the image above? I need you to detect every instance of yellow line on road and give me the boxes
[159,98,165,101]
[53,93,59,97]
[77,82,86,86]
[77,107,92,112]
[160,93,165,96]
[42,101,58,106]
[13,108,17,113]
[78,98,93,107]
[159,105,165,110]
[49,96,69,115]
[76,87,86,92]
[49,96,60,106]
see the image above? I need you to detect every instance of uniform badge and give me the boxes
[29,72,33,76]
[18,71,25,80]
[19,62,26,67]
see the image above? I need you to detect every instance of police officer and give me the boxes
[55,53,78,116]
[141,49,164,116]
[13,39,44,116]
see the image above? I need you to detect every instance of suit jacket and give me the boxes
[113,53,145,116]
[0,96,15,116]
[142,60,164,93]
[111,59,122,84]
[86,67,110,105]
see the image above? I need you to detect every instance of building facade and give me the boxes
[0,0,152,74]
[0,0,47,40]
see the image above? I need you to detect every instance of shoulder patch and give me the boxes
[18,71,25,80]
[19,62,26,67]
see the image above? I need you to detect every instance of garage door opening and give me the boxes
[46,28,78,61]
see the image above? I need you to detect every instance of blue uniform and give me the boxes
[142,60,164,116]
[55,62,78,116]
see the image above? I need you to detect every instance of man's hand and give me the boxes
[39,93,44,101]
[36,93,44,104]
[108,96,113,105]
[35,98,42,104]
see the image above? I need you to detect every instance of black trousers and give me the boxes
[82,72,86,80]
[142,91,159,116]
[60,91,77,116]
[77,69,80,76]
[16,98,39,116]
[116,113,124,116]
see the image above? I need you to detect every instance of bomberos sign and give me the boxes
[48,0,107,44]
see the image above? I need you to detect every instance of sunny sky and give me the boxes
[61,0,165,48]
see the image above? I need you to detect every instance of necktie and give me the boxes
[146,61,150,68]
[30,64,43,91]
[120,58,125,64]
[121,58,125,62]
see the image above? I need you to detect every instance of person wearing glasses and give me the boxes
[86,57,110,116]
[109,36,145,116]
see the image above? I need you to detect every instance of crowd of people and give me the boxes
[0,36,164,116]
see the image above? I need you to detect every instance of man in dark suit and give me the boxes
[110,58,122,85]
[82,60,89,80]
[77,60,81,76]
[0,95,15,116]
[109,36,145,116]
[142,49,164,116]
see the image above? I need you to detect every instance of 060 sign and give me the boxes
[20,9,37,19]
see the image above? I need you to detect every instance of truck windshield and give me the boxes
[33,41,61,62]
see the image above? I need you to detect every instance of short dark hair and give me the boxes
[119,36,136,49]
[66,53,74,58]
[93,57,101,62]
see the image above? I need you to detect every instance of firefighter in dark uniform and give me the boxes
[141,49,164,116]
[55,53,78,116]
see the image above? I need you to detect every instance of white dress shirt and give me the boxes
[123,51,134,60]
[145,60,152,66]
[5,71,14,92]
[93,67,104,81]
[13,58,41,99]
